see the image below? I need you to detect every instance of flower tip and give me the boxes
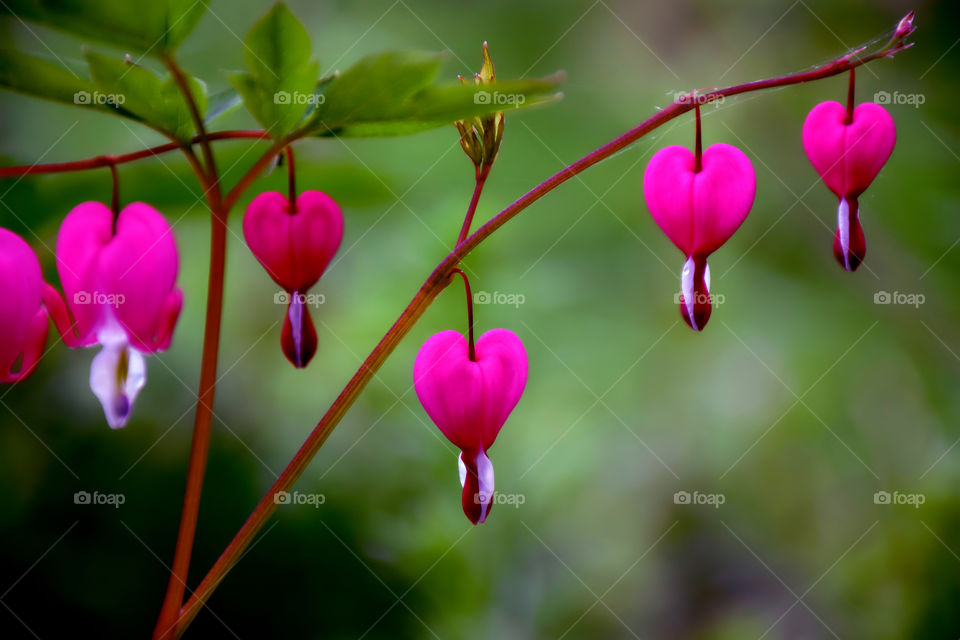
[894,11,916,39]
[281,294,318,368]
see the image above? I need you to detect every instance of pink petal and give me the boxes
[97,203,180,351]
[802,101,896,198]
[413,328,528,452]
[0,228,48,381]
[55,201,114,343]
[243,190,344,293]
[643,143,756,257]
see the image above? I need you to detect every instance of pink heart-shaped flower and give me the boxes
[0,228,48,382]
[243,190,343,368]
[643,143,756,330]
[413,328,528,524]
[802,101,896,271]
[243,190,343,293]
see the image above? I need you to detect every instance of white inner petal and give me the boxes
[458,452,467,488]
[837,197,851,270]
[681,256,698,330]
[89,318,146,429]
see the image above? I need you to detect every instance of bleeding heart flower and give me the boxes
[413,328,527,524]
[44,202,182,429]
[643,142,756,330]
[243,190,343,368]
[0,228,49,383]
[802,100,896,271]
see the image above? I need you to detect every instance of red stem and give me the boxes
[693,104,702,173]
[457,164,491,245]
[170,21,913,637]
[285,145,296,210]
[0,131,267,178]
[108,161,120,229]
[450,268,476,360]
[153,57,231,640]
[845,68,856,125]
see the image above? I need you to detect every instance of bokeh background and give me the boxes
[1,0,959,637]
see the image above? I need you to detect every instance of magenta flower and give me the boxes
[643,143,756,330]
[413,328,527,524]
[44,202,182,428]
[243,190,343,368]
[0,228,49,383]
[802,100,896,271]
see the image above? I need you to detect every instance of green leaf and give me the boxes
[3,0,208,57]
[230,3,319,138]
[0,49,142,122]
[306,55,564,138]
[307,51,444,132]
[85,51,206,141]
[204,87,243,125]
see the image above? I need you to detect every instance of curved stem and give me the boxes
[172,20,914,636]
[457,164,491,245]
[164,56,220,200]
[450,268,476,360]
[0,131,268,178]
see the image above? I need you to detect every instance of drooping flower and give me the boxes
[44,202,182,428]
[0,228,49,383]
[243,190,343,368]
[413,328,527,524]
[802,98,896,271]
[643,141,756,330]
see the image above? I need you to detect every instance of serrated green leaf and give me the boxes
[85,51,206,141]
[4,0,208,57]
[231,3,319,138]
[0,49,142,122]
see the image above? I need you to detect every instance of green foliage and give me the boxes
[3,0,208,57]
[85,51,207,141]
[0,49,141,122]
[229,3,319,138]
[305,53,563,137]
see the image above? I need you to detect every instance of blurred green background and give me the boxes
[2,0,959,637]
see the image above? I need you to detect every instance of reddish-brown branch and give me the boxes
[171,16,914,636]
[0,131,268,178]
